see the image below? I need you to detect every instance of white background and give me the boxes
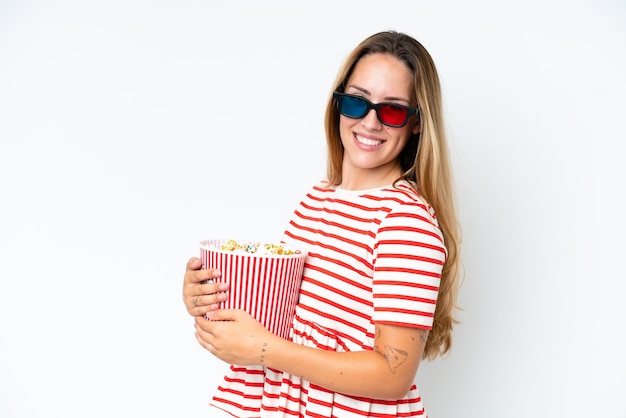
[1,1,625,417]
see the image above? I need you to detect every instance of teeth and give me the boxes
[356,135,383,146]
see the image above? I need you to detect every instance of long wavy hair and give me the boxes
[324,30,461,360]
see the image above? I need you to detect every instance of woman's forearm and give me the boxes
[265,324,426,399]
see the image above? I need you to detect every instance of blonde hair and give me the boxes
[324,31,461,360]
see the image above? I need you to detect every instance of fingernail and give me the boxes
[219,282,228,290]
[206,311,214,320]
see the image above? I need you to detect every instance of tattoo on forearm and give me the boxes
[260,342,267,364]
[384,345,408,373]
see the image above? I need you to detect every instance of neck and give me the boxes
[340,164,402,191]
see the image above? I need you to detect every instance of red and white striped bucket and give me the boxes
[199,239,307,340]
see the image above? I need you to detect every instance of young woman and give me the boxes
[182,30,461,417]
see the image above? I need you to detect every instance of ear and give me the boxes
[411,119,421,136]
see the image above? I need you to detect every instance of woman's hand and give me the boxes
[194,309,278,366]
[182,257,228,317]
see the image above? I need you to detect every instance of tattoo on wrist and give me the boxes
[260,342,267,364]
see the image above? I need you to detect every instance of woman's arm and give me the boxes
[194,309,428,400]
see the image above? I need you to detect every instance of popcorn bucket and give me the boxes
[199,239,307,340]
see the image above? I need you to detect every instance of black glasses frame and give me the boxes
[333,91,419,128]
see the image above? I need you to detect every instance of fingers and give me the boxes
[197,280,228,296]
[185,264,222,285]
[185,257,218,279]
[189,304,216,318]
[185,290,228,317]
[191,290,228,310]
[186,257,202,271]
[183,257,227,316]
[195,309,239,328]
[183,279,229,316]
[194,317,214,353]
[209,308,238,322]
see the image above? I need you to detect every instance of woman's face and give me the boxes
[339,53,420,190]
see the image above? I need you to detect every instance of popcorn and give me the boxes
[216,239,301,256]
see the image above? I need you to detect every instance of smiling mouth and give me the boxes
[355,134,384,147]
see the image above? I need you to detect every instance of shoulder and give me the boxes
[300,180,339,200]
[365,181,436,217]
[376,181,442,234]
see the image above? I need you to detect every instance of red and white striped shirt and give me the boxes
[210,181,446,417]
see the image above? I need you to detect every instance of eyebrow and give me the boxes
[345,85,411,104]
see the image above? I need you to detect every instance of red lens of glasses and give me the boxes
[378,104,408,126]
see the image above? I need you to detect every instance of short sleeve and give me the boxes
[372,200,446,329]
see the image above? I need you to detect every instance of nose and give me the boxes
[361,108,382,130]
